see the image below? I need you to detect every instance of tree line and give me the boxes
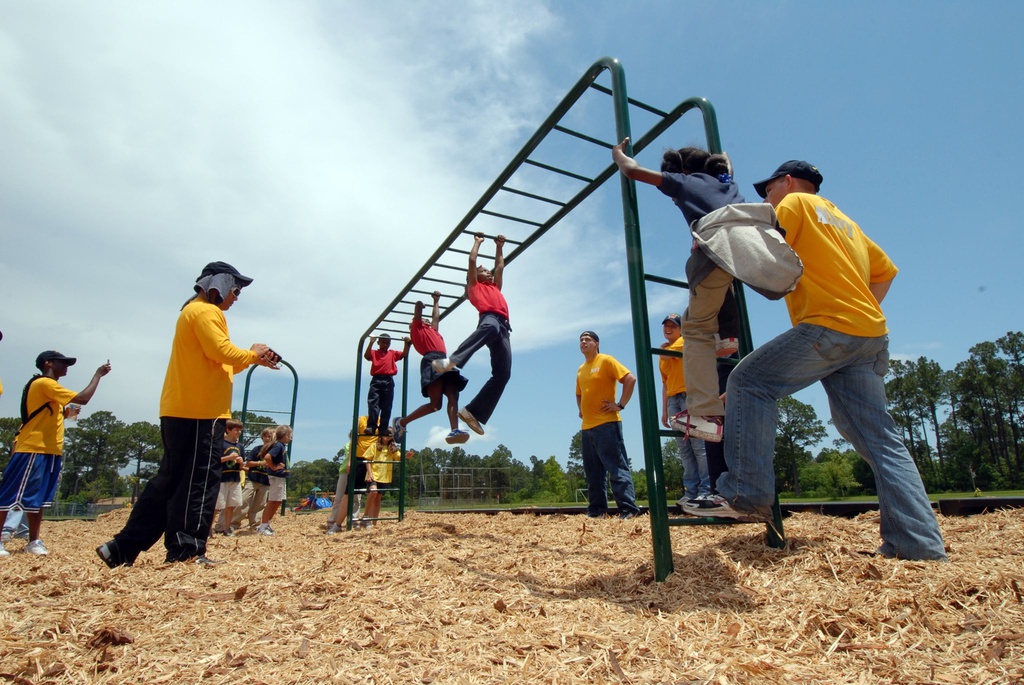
[3,331,1020,505]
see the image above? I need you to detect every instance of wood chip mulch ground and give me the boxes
[1,507,1022,684]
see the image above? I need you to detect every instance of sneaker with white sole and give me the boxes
[715,335,739,357]
[686,414,724,442]
[392,417,405,440]
[458,407,484,435]
[325,524,344,535]
[256,524,274,536]
[25,539,49,556]
[0,531,11,544]
[682,494,769,522]
[431,357,455,375]
[445,429,470,444]
[0,540,9,557]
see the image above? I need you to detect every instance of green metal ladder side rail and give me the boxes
[240,360,299,510]
[343,342,411,530]
[616,118,785,583]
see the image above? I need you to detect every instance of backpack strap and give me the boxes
[14,375,55,441]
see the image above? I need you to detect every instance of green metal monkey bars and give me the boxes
[353,57,784,580]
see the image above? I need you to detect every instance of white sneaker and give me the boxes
[256,524,274,536]
[325,524,343,535]
[458,407,484,435]
[686,415,724,442]
[0,530,11,544]
[25,539,49,556]
[715,335,739,357]
[431,357,455,374]
[0,540,9,557]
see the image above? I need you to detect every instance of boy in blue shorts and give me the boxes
[0,351,111,557]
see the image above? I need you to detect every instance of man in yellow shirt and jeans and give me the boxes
[686,162,947,561]
[98,262,279,567]
[576,331,641,520]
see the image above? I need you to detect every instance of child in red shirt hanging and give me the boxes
[393,290,471,444]
[432,234,511,437]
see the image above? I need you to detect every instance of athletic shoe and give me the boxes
[618,511,640,520]
[25,539,49,556]
[445,429,470,444]
[458,407,484,435]
[392,417,405,440]
[431,357,455,374]
[686,415,724,442]
[0,541,9,557]
[326,524,344,535]
[715,335,740,357]
[222,529,235,537]
[682,494,769,522]
[669,410,690,434]
[0,531,11,544]
[194,555,222,566]
[96,541,130,568]
[256,524,274,536]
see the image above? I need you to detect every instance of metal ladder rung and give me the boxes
[409,288,459,299]
[501,185,566,207]
[588,82,669,118]
[644,273,689,289]
[433,262,468,273]
[421,275,469,288]
[552,124,614,149]
[479,209,543,228]
[455,231,524,245]
[669,517,749,527]
[524,158,594,183]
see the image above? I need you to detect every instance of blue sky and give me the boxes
[1,1,1021,470]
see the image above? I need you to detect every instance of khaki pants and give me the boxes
[681,266,732,417]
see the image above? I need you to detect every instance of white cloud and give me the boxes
[0,1,616,436]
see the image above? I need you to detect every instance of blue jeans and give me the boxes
[581,421,640,517]
[717,324,947,560]
[668,393,710,499]
[449,313,512,425]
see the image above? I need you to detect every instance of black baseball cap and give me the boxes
[753,160,823,198]
[36,350,77,371]
[580,330,600,342]
[662,314,682,327]
[196,261,253,287]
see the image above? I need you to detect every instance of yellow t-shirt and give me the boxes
[348,416,377,461]
[777,193,897,337]
[364,441,400,484]
[658,336,686,396]
[160,298,259,419]
[13,377,79,455]
[576,353,630,430]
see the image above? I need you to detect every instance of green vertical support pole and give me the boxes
[607,60,673,582]
[240,360,299,516]
[346,338,368,531]
[397,351,409,520]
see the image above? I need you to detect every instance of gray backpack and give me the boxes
[690,203,803,300]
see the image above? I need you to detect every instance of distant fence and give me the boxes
[46,502,127,519]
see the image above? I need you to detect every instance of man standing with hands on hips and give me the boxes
[98,261,280,567]
[575,331,641,520]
